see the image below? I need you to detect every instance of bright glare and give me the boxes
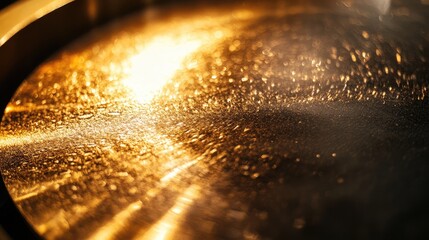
[123,36,203,104]
[120,10,258,104]
[136,185,201,240]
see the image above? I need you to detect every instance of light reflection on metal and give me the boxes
[160,159,199,183]
[136,185,201,240]
[87,137,200,240]
[88,201,143,240]
[0,0,73,46]
[37,198,104,239]
[13,171,83,202]
[374,0,391,14]
[0,1,428,239]
[121,11,248,104]
[123,37,204,104]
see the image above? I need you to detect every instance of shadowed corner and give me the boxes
[0,172,41,239]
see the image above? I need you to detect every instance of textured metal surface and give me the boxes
[1,0,429,239]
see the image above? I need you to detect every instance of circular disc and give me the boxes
[1,1,429,239]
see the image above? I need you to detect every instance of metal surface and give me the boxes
[1,0,429,239]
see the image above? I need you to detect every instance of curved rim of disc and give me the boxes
[0,0,155,238]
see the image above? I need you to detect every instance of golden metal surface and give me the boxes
[1,1,429,239]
